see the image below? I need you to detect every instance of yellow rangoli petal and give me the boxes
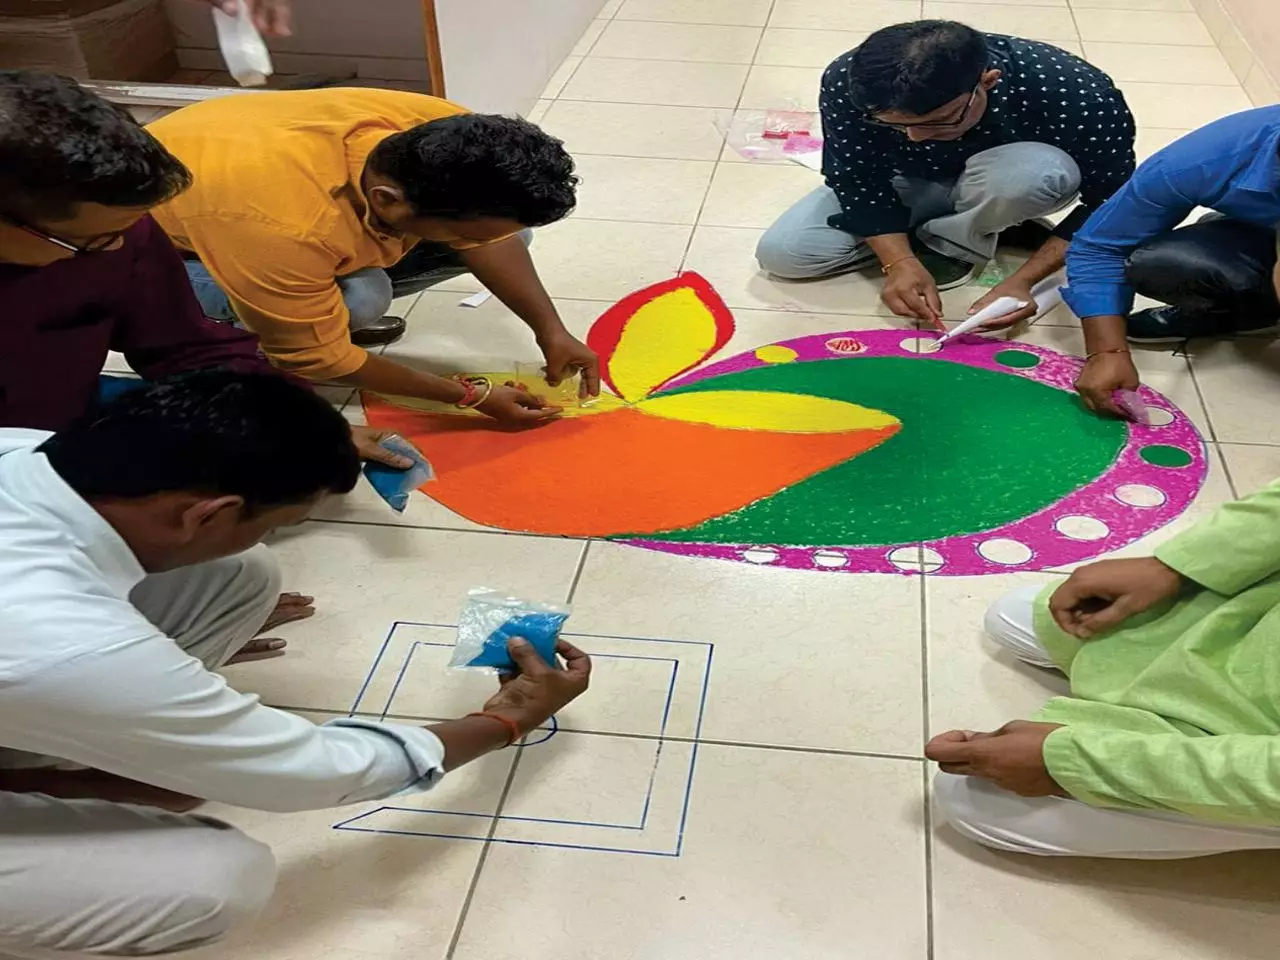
[608,287,724,401]
[634,390,900,434]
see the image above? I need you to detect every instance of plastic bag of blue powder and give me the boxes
[450,588,570,674]
[362,435,435,512]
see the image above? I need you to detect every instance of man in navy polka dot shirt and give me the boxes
[756,21,1134,332]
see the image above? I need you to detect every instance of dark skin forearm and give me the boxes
[1081,313,1131,355]
[1005,236,1068,289]
[334,352,469,403]
[459,235,569,345]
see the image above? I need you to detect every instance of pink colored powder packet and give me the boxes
[1113,388,1150,424]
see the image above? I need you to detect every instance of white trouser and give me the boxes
[933,586,1280,860]
[0,547,282,958]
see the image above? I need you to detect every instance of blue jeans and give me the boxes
[184,262,405,331]
[182,231,532,330]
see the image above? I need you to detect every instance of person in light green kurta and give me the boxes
[928,479,1280,859]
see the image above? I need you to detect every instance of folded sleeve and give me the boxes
[1045,725,1280,826]
[1061,159,1198,320]
[1154,478,1280,596]
[0,630,445,812]
[181,216,369,381]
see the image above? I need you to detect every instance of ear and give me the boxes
[981,68,1002,90]
[367,183,406,215]
[178,495,245,540]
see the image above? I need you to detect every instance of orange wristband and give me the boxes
[467,711,523,746]
[1085,347,1131,360]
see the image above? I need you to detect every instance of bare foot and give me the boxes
[226,592,315,664]
[262,591,315,632]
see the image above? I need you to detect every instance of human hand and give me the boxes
[1074,350,1140,417]
[540,333,601,398]
[476,382,562,427]
[482,638,592,734]
[925,721,1066,797]
[1048,557,1185,640]
[349,425,415,469]
[881,257,945,329]
[205,0,292,36]
[967,279,1037,330]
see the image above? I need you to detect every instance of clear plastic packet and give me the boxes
[715,103,823,167]
[513,362,594,408]
[362,435,435,512]
[450,588,570,674]
[212,3,274,87]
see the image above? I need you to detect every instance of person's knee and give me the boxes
[963,142,1081,211]
[152,828,277,952]
[339,268,394,325]
[1124,224,1268,306]
[755,228,848,280]
[230,544,283,608]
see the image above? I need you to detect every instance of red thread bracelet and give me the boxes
[467,711,523,746]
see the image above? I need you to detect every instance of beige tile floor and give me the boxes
[187,2,1280,959]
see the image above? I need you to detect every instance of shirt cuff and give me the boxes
[1059,280,1136,321]
[324,717,446,796]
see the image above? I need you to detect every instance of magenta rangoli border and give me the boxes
[617,329,1208,576]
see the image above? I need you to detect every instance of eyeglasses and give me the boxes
[863,83,982,130]
[0,211,124,255]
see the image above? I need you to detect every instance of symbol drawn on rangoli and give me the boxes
[362,273,1207,575]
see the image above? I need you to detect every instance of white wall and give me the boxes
[436,0,605,114]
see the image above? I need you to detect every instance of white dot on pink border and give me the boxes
[1055,515,1110,541]
[1115,483,1167,507]
[978,538,1033,565]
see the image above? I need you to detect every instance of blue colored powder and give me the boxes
[466,611,568,671]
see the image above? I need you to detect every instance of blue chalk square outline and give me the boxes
[332,621,714,857]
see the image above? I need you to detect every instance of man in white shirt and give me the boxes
[0,371,591,959]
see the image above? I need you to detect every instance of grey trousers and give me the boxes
[0,547,282,959]
[755,141,1081,280]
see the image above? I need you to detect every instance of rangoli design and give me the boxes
[362,273,1207,575]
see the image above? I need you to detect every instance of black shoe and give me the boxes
[999,217,1055,251]
[351,315,407,348]
[913,248,977,290]
[1126,305,1280,343]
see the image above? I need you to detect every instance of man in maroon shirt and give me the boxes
[0,70,404,656]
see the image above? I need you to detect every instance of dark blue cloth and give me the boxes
[1064,105,1280,319]
[97,374,147,405]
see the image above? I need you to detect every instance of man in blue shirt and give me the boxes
[1065,106,1280,416]
[756,20,1134,330]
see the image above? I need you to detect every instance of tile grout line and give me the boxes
[918,573,936,960]
[677,0,777,271]
[443,747,526,959]
[275,705,928,762]
[565,539,594,603]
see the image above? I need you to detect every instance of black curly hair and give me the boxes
[0,69,192,220]
[367,113,578,226]
[847,21,990,115]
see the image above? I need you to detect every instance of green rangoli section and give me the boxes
[623,357,1127,547]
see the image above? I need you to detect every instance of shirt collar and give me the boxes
[0,440,145,596]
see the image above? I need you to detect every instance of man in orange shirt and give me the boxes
[150,89,599,426]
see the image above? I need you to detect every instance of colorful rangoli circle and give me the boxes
[362,273,1207,576]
